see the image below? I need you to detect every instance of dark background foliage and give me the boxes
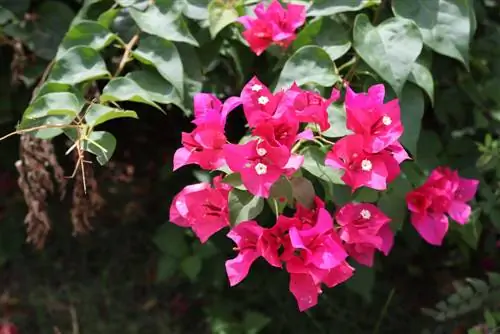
[0,0,500,333]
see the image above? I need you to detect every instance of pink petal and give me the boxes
[367,84,386,104]
[411,213,449,246]
[456,178,479,201]
[220,96,242,125]
[286,3,306,30]
[225,251,260,286]
[238,16,254,29]
[448,200,472,225]
[378,224,394,255]
[346,243,376,267]
[289,273,319,312]
[192,219,228,243]
[322,261,354,288]
[173,147,193,171]
[297,129,314,141]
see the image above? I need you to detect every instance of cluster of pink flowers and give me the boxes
[238,1,306,55]
[168,0,479,313]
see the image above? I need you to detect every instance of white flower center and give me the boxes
[382,115,392,126]
[255,163,268,175]
[361,159,372,171]
[258,96,269,105]
[360,209,371,219]
[251,84,262,92]
[257,147,267,156]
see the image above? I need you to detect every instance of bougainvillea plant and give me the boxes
[169,0,479,311]
[0,0,482,317]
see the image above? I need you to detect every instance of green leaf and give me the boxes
[353,14,423,95]
[457,209,482,250]
[276,45,340,90]
[345,263,375,302]
[223,173,246,190]
[125,70,183,108]
[307,0,380,17]
[1,0,30,17]
[82,131,117,165]
[84,104,138,127]
[392,0,472,66]
[208,1,239,38]
[322,103,352,138]
[293,17,351,61]
[243,311,271,334]
[57,20,116,60]
[378,176,412,231]
[399,83,425,157]
[48,46,110,85]
[23,92,82,120]
[181,255,202,282]
[156,255,178,282]
[183,0,210,20]
[153,223,189,258]
[354,188,379,203]
[133,35,184,96]
[101,77,163,111]
[408,55,434,105]
[228,189,265,226]
[301,146,344,185]
[129,0,199,46]
[291,176,316,209]
[268,177,294,215]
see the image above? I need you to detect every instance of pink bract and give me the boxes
[169,176,231,243]
[238,1,306,55]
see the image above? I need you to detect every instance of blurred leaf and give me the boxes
[346,263,375,303]
[57,20,116,59]
[408,58,434,105]
[133,35,184,96]
[181,255,202,282]
[156,255,178,282]
[378,176,412,231]
[153,224,189,258]
[1,0,30,17]
[129,0,199,46]
[399,83,425,157]
[293,17,351,61]
[301,146,344,184]
[48,46,110,85]
[276,45,340,90]
[208,1,239,38]
[457,209,482,250]
[228,189,265,226]
[183,0,210,20]
[222,173,246,191]
[125,70,183,108]
[392,0,473,66]
[243,311,271,334]
[291,176,316,209]
[101,77,163,111]
[353,14,423,95]
[354,188,379,203]
[322,103,352,138]
[82,131,117,165]
[307,0,380,17]
[84,104,138,127]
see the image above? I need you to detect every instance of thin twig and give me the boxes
[69,305,80,334]
[0,124,82,142]
[373,288,395,334]
[114,34,140,77]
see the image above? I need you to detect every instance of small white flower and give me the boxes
[360,209,371,219]
[251,84,262,92]
[254,163,268,175]
[382,115,392,126]
[257,147,267,156]
[361,159,372,171]
[258,96,269,105]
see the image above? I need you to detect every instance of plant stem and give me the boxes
[113,34,140,77]
[0,124,82,142]
[373,288,395,334]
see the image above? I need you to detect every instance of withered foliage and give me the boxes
[16,134,67,248]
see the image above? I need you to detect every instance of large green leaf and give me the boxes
[84,104,138,128]
[181,255,202,282]
[1,0,30,17]
[57,20,117,59]
[129,0,199,46]
[228,189,265,226]
[392,0,473,66]
[290,176,316,209]
[125,70,183,108]
[183,0,210,20]
[101,77,163,111]
[301,146,344,184]
[276,45,340,90]
[307,0,380,17]
[153,223,189,258]
[133,35,184,96]
[353,14,423,95]
[292,17,351,61]
[22,92,82,120]
[208,0,239,38]
[378,176,412,231]
[268,176,294,215]
[399,83,425,157]
[82,130,117,165]
[457,209,482,250]
[345,263,375,302]
[408,60,434,105]
[48,46,111,85]
[322,103,352,138]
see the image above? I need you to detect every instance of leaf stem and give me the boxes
[113,34,140,77]
[373,288,395,334]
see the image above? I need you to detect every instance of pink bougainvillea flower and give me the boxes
[223,139,291,197]
[252,110,300,148]
[192,93,241,127]
[406,167,479,245]
[284,84,340,131]
[384,141,411,164]
[238,1,306,55]
[240,77,285,127]
[173,125,227,171]
[345,84,403,153]
[170,176,231,243]
[325,134,399,191]
[258,214,295,267]
[336,203,393,267]
[225,220,264,286]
